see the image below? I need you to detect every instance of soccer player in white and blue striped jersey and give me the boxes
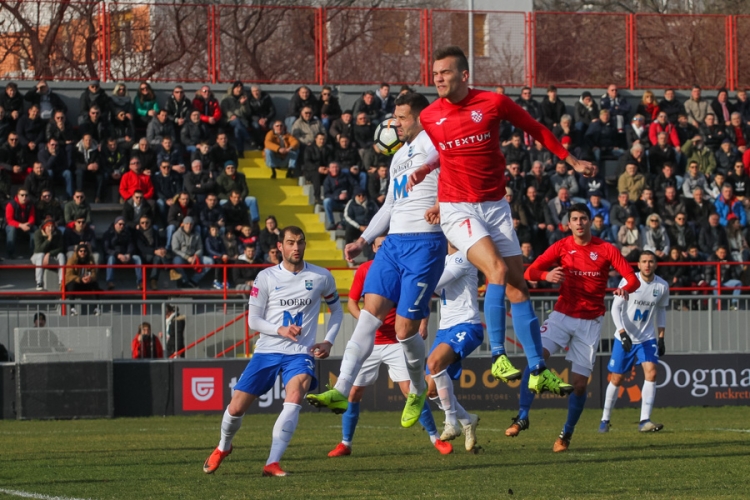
[600,250,669,433]
[203,226,343,477]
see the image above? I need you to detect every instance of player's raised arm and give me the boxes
[497,94,593,177]
[524,241,562,283]
[347,182,394,262]
[406,147,439,191]
[609,246,640,294]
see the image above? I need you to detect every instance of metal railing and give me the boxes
[1,2,747,89]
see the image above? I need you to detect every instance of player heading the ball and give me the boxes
[203,226,343,477]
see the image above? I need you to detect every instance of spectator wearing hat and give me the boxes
[120,157,155,202]
[343,186,377,245]
[135,215,167,291]
[216,161,259,222]
[170,216,212,288]
[221,81,255,155]
[64,242,101,299]
[247,85,276,146]
[78,80,110,125]
[716,138,741,175]
[102,216,142,289]
[715,183,747,227]
[31,218,65,291]
[322,161,352,230]
[540,85,567,130]
[574,91,599,132]
[330,110,353,143]
[5,188,35,259]
[626,114,649,149]
[617,162,647,201]
[264,120,300,179]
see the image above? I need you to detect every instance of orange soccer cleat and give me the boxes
[262,462,288,477]
[553,431,571,453]
[203,446,232,474]
[328,443,352,457]
[433,439,453,455]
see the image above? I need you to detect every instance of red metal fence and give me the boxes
[1,2,750,90]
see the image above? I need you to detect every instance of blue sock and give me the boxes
[510,300,545,372]
[485,284,507,357]
[563,392,587,436]
[418,402,438,437]
[341,402,360,444]
[518,366,535,421]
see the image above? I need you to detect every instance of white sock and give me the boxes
[266,402,301,465]
[640,381,656,422]
[218,408,243,452]
[429,396,444,411]
[432,370,457,426]
[333,310,381,396]
[453,396,471,426]
[602,382,619,422]
[429,434,437,444]
[399,334,426,394]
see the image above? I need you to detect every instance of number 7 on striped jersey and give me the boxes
[459,218,472,237]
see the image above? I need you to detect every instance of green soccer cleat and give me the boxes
[491,354,522,382]
[528,368,574,395]
[305,386,349,414]
[401,390,427,428]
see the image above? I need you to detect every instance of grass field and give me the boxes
[1,407,749,500]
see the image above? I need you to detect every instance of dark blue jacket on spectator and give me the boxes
[585,120,619,150]
[323,174,352,200]
[204,235,227,259]
[153,170,183,201]
[600,93,631,122]
[199,204,224,229]
[102,223,134,256]
[16,115,45,147]
[38,147,68,174]
[156,146,183,166]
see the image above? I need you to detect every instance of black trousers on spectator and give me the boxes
[76,169,105,201]
[66,280,101,299]
[303,170,326,200]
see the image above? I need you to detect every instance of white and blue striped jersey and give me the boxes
[361,130,441,243]
[437,251,481,329]
[612,273,669,344]
[248,262,340,355]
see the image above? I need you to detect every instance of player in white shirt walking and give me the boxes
[425,242,483,451]
[203,226,343,477]
[600,251,668,433]
[307,92,447,428]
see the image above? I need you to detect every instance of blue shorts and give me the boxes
[363,232,446,320]
[426,323,484,380]
[234,352,317,396]
[607,338,659,375]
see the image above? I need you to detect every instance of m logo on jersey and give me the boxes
[590,252,598,261]
[471,110,483,123]
[393,174,409,200]
[305,280,313,290]
[183,368,224,411]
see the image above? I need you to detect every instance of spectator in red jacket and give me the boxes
[5,188,36,258]
[192,86,222,137]
[649,111,680,149]
[131,322,164,359]
[119,157,155,202]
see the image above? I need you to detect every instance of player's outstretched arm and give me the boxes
[565,153,594,178]
[524,241,562,282]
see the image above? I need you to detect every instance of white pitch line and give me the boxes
[709,428,750,433]
[0,489,91,500]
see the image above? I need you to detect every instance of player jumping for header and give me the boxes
[203,226,343,477]
[307,92,447,428]
[600,250,668,434]
[410,46,594,396]
[509,204,639,452]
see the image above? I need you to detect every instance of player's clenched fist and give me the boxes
[277,325,302,341]
[311,341,332,359]
[344,239,366,262]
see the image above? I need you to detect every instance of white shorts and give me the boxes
[353,343,409,387]
[439,200,521,257]
[541,310,603,377]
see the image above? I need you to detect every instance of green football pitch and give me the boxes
[1,407,749,500]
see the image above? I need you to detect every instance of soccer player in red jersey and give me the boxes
[506,203,639,452]
[409,46,594,395]
[328,236,452,457]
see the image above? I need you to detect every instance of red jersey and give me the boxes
[525,236,639,320]
[421,88,569,203]
[349,260,397,344]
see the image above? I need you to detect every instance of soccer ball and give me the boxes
[373,119,403,156]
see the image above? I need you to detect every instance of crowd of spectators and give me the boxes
[0,80,286,292]
[502,83,750,307]
[4,79,750,300]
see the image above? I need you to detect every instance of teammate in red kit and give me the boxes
[328,236,451,457]
[409,46,594,395]
[505,203,639,452]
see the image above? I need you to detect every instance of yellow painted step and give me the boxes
[331,269,355,292]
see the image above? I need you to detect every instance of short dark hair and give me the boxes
[393,92,430,117]
[640,250,657,260]
[434,45,469,73]
[380,82,390,89]
[279,225,305,241]
[568,203,591,219]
